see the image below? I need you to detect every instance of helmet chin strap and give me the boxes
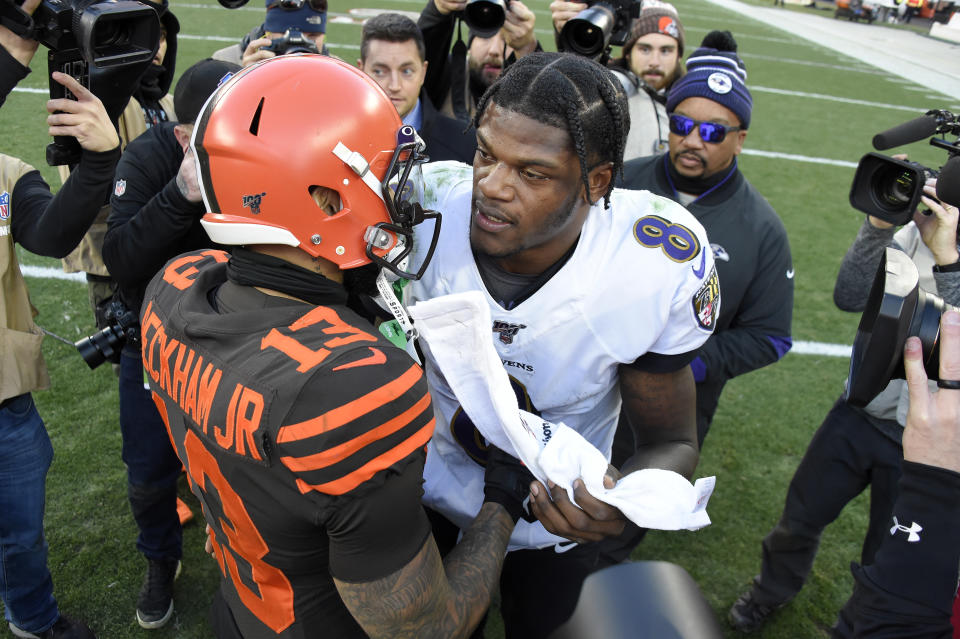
[375,270,418,342]
[332,142,386,201]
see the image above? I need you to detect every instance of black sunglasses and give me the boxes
[267,0,326,12]
[668,114,742,143]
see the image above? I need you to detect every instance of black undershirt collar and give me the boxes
[225,247,348,308]
[663,153,739,201]
[474,237,579,310]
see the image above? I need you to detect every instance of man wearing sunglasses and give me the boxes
[212,0,327,68]
[620,31,794,448]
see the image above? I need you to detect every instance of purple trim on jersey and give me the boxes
[661,154,739,203]
[690,355,706,383]
[768,335,793,359]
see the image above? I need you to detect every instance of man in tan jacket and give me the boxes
[0,2,120,636]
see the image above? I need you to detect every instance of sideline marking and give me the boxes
[21,266,857,358]
[740,149,858,167]
[751,85,927,113]
[793,340,853,358]
[22,265,86,282]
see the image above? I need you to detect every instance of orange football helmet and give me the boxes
[192,54,439,279]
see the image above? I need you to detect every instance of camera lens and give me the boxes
[871,166,915,207]
[75,325,124,369]
[464,0,507,39]
[558,4,617,59]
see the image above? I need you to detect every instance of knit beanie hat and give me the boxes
[666,30,752,129]
[623,4,685,58]
[174,59,241,125]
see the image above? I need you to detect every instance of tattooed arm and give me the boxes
[335,502,514,639]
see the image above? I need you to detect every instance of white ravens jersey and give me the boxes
[407,161,718,550]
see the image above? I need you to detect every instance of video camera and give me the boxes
[557,0,641,62]
[846,247,959,407]
[263,27,318,54]
[0,0,160,165]
[74,297,140,369]
[849,110,960,226]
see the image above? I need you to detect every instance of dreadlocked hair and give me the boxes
[472,52,630,209]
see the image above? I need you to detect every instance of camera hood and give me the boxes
[846,247,956,406]
[464,0,507,39]
[849,152,928,226]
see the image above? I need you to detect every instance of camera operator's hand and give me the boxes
[549,0,588,34]
[0,0,41,67]
[241,37,276,68]
[176,147,203,203]
[433,0,467,15]
[915,179,960,267]
[46,72,119,152]
[528,467,627,544]
[903,310,960,474]
[503,0,537,58]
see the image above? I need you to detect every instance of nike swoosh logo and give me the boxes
[786,269,795,279]
[692,249,706,279]
[332,347,387,371]
[553,541,579,554]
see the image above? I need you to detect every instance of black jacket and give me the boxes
[838,460,960,638]
[102,122,210,315]
[419,93,476,164]
[1,46,120,258]
[621,153,794,436]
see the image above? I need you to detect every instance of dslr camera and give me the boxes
[461,0,510,39]
[75,298,140,369]
[264,27,318,54]
[0,0,160,165]
[558,0,642,61]
[849,109,960,226]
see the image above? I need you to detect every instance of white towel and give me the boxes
[408,291,714,531]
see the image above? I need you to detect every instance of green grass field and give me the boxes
[2,0,958,637]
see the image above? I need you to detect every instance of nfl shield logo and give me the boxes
[0,191,9,220]
[114,179,126,197]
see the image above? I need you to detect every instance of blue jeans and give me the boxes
[119,349,182,560]
[0,393,59,634]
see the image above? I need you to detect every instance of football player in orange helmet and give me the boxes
[144,54,531,639]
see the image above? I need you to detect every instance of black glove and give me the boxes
[483,445,536,524]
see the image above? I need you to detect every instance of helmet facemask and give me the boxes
[366,125,442,281]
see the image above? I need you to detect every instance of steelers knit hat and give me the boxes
[623,4,685,58]
[665,30,752,128]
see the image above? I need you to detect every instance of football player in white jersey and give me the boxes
[405,52,720,638]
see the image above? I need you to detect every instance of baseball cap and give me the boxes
[264,0,327,34]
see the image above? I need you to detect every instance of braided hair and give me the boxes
[473,51,629,209]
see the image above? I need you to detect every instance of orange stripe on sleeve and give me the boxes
[280,392,432,473]
[276,364,423,444]
[294,418,435,496]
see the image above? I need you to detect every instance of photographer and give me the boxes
[729,177,960,634]
[0,0,119,636]
[842,308,960,637]
[551,1,687,160]
[58,0,180,337]
[211,0,327,67]
[99,57,239,630]
[417,0,538,122]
